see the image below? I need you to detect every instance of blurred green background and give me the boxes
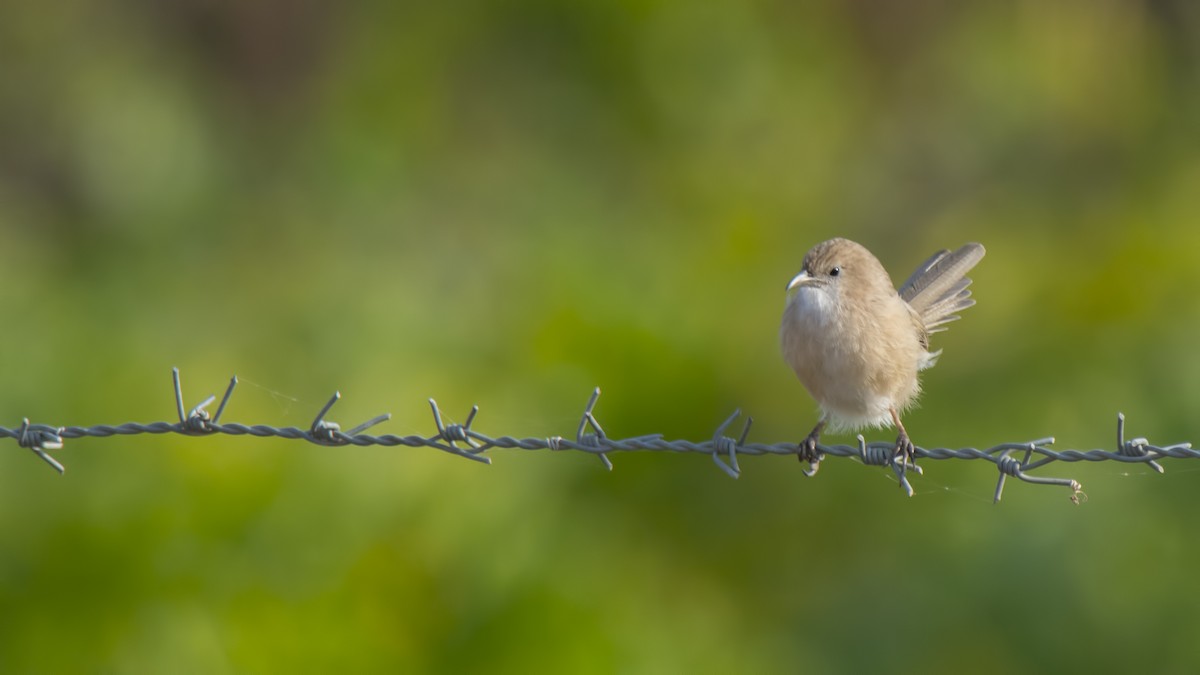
[2,1,1199,672]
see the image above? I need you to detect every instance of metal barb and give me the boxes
[428,400,481,450]
[346,413,392,437]
[312,392,341,429]
[172,367,187,425]
[893,461,915,497]
[424,399,491,464]
[213,376,238,424]
[710,409,745,478]
[310,392,343,443]
[186,396,216,430]
[993,447,1082,503]
[171,368,218,433]
[18,418,65,474]
[575,388,612,471]
[993,454,1019,503]
[1116,412,1165,474]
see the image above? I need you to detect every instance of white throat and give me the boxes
[786,285,838,329]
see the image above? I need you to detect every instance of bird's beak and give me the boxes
[785,271,811,292]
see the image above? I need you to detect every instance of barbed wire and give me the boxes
[1,368,1193,503]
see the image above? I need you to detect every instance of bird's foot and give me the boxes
[798,427,825,477]
[893,431,917,473]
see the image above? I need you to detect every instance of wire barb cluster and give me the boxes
[1,368,1194,504]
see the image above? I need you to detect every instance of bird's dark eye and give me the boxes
[829,267,841,277]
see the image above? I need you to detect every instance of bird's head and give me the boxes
[785,238,892,315]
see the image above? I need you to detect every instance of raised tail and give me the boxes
[898,243,985,333]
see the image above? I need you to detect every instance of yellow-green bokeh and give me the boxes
[1,1,1199,672]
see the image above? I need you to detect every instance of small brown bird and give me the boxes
[780,238,985,473]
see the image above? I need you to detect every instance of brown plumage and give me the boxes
[779,238,985,474]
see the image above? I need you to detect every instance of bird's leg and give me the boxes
[798,417,826,477]
[889,407,916,472]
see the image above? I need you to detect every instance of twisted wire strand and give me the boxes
[1,369,1192,504]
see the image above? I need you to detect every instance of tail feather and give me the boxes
[899,243,985,331]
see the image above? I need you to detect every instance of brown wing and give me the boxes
[898,243,985,333]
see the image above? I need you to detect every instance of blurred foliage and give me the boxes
[1,0,1199,672]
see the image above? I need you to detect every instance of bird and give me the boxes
[779,238,985,475]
